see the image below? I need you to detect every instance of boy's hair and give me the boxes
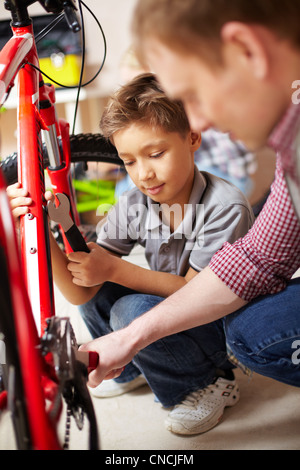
[100,73,190,143]
[132,0,300,63]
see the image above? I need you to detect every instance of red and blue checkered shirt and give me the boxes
[209,103,300,301]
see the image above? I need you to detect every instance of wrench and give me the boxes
[48,193,90,253]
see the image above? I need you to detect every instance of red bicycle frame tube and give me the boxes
[0,9,97,451]
[15,25,55,335]
[0,24,78,333]
[39,83,80,253]
[0,25,55,333]
[0,170,60,450]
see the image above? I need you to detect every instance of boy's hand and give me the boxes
[67,242,116,287]
[7,183,55,221]
[7,182,32,220]
[44,190,55,204]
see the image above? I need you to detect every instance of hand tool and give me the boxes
[47,193,90,253]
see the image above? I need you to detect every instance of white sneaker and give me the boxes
[89,375,148,398]
[165,376,240,435]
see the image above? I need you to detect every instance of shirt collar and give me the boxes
[268,103,300,153]
[268,103,300,180]
[145,165,207,233]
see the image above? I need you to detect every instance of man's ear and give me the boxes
[220,22,270,80]
[190,131,202,150]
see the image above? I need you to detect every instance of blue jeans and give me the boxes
[79,279,300,406]
[78,282,233,407]
[225,278,300,387]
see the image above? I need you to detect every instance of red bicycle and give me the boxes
[0,0,122,450]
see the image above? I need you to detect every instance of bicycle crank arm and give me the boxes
[47,193,90,253]
[41,317,99,377]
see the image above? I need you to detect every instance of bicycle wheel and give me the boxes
[0,133,123,186]
[0,170,61,450]
[0,246,33,450]
[0,239,100,450]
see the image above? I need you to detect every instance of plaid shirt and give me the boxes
[196,129,256,179]
[209,103,300,301]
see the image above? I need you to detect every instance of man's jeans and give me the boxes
[224,277,300,387]
[78,282,233,407]
[79,279,300,407]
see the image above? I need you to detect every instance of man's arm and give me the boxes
[81,163,300,385]
[80,266,247,385]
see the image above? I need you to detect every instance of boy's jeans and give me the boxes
[78,279,300,407]
[78,282,233,407]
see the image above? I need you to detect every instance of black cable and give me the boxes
[71,0,85,134]
[79,0,107,86]
[27,2,107,90]
[35,13,65,44]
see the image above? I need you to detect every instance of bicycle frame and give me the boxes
[0,5,98,450]
[0,169,61,449]
[0,22,78,334]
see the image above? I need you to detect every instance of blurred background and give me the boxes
[0,0,138,152]
[0,0,276,211]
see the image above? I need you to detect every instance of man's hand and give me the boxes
[79,328,137,386]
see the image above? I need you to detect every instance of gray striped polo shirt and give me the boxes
[96,166,254,276]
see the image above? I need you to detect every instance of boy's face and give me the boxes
[144,36,288,151]
[113,123,199,207]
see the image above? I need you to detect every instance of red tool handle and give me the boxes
[75,349,99,371]
[88,351,99,370]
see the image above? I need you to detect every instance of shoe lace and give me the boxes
[178,383,217,409]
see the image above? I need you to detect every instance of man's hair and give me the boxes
[132,0,300,63]
[100,73,190,142]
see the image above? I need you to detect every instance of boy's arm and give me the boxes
[68,242,199,298]
[49,232,101,305]
[110,255,199,296]
[7,183,101,305]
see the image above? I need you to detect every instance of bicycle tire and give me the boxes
[0,133,123,186]
[0,246,33,450]
[0,251,100,449]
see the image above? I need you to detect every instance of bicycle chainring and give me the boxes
[40,317,95,448]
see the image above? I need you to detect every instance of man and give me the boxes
[79,0,300,433]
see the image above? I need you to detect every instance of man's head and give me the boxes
[132,0,300,150]
[132,0,300,62]
[100,73,201,207]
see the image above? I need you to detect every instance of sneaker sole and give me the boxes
[165,388,240,435]
[90,376,148,398]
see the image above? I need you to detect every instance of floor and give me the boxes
[1,246,299,451]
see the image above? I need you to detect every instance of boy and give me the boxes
[9,73,254,434]
[76,0,300,435]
